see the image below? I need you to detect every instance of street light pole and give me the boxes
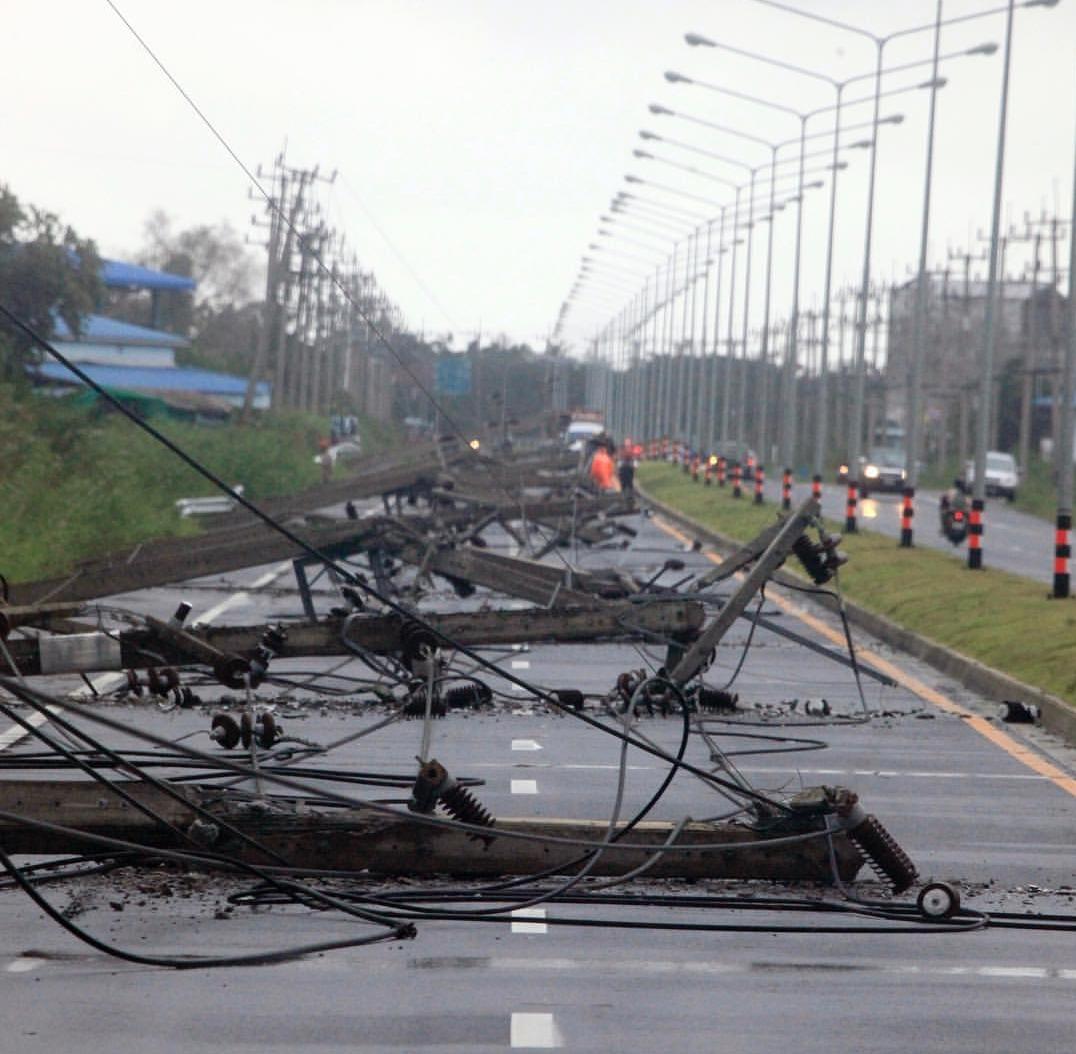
[707,209,729,451]
[1055,94,1076,597]
[720,186,743,443]
[736,170,758,445]
[781,117,808,475]
[694,219,714,449]
[846,39,885,533]
[970,0,1017,569]
[756,150,779,464]
[902,0,945,547]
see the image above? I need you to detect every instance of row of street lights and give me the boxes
[555,0,1064,578]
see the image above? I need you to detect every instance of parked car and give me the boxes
[964,451,1019,501]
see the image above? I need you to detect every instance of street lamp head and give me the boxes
[684,31,716,47]
[625,174,644,184]
[639,130,660,141]
[1024,0,1059,8]
[918,77,947,90]
[829,161,849,171]
[632,149,654,159]
[649,103,674,116]
[806,180,824,190]
[850,138,873,149]
[664,70,692,84]
[967,42,999,56]
[882,114,905,125]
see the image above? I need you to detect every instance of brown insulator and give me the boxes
[846,810,918,893]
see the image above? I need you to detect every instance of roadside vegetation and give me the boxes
[920,455,1067,521]
[0,384,396,583]
[639,461,1076,711]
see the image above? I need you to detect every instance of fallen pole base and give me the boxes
[0,779,864,883]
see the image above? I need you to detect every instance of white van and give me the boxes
[563,420,605,452]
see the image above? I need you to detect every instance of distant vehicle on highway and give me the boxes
[564,420,606,452]
[314,439,363,466]
[837,447,908,495]
[711,440,757,480]
[859,447,907,496]
[964,451,1019,501]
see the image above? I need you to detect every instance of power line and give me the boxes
[102,0,473,447]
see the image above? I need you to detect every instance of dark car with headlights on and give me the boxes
[859,447,906,496]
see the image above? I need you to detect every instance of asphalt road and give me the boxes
[0,502,1073,1053]
[728,470,1057,584]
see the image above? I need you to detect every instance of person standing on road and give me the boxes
[617,440,636,495]
[589,442,616,491]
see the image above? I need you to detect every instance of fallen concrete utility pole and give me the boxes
[9,493,627,609]
[692,516,789,588]
[0,778,864,882]
[0,601,86,639]
[9,517,393,607]
[670,498,819,685]
[0,600,706,677]
[397,545,636,607]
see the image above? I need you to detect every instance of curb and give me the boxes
[639,485,1076,748]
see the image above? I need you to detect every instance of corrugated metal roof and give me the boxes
[101,258,196,292]
[53,313,189,348]
[35,361,269,398]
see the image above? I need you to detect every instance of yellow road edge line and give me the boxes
[652,513,1076,799]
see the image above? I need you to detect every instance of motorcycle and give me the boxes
[939,491,969,546]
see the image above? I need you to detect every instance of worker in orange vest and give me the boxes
[589,443,616,491]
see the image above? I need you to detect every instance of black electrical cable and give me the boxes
[0,692,295,869]
[0,675,827,855]
[1,310,780,812]
[0,837,410,969]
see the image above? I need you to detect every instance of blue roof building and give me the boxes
[33,256,271,414]
[100,258,197,293]
[36,361,270,412]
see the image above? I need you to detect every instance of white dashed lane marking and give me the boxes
[511,779,539,795]
[511,908,548,934]
[6,957,46,974]
[510,1012,562,1048]
[512,739,543,752]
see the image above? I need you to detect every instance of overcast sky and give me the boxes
[6,1,1075,356]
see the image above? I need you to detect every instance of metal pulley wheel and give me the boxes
[917,882,960,919]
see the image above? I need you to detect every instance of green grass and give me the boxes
[639,461,1076,710]
[0,385,399,583]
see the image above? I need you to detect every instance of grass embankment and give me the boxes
[0,385,396,583]
[638,461,1076,710]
